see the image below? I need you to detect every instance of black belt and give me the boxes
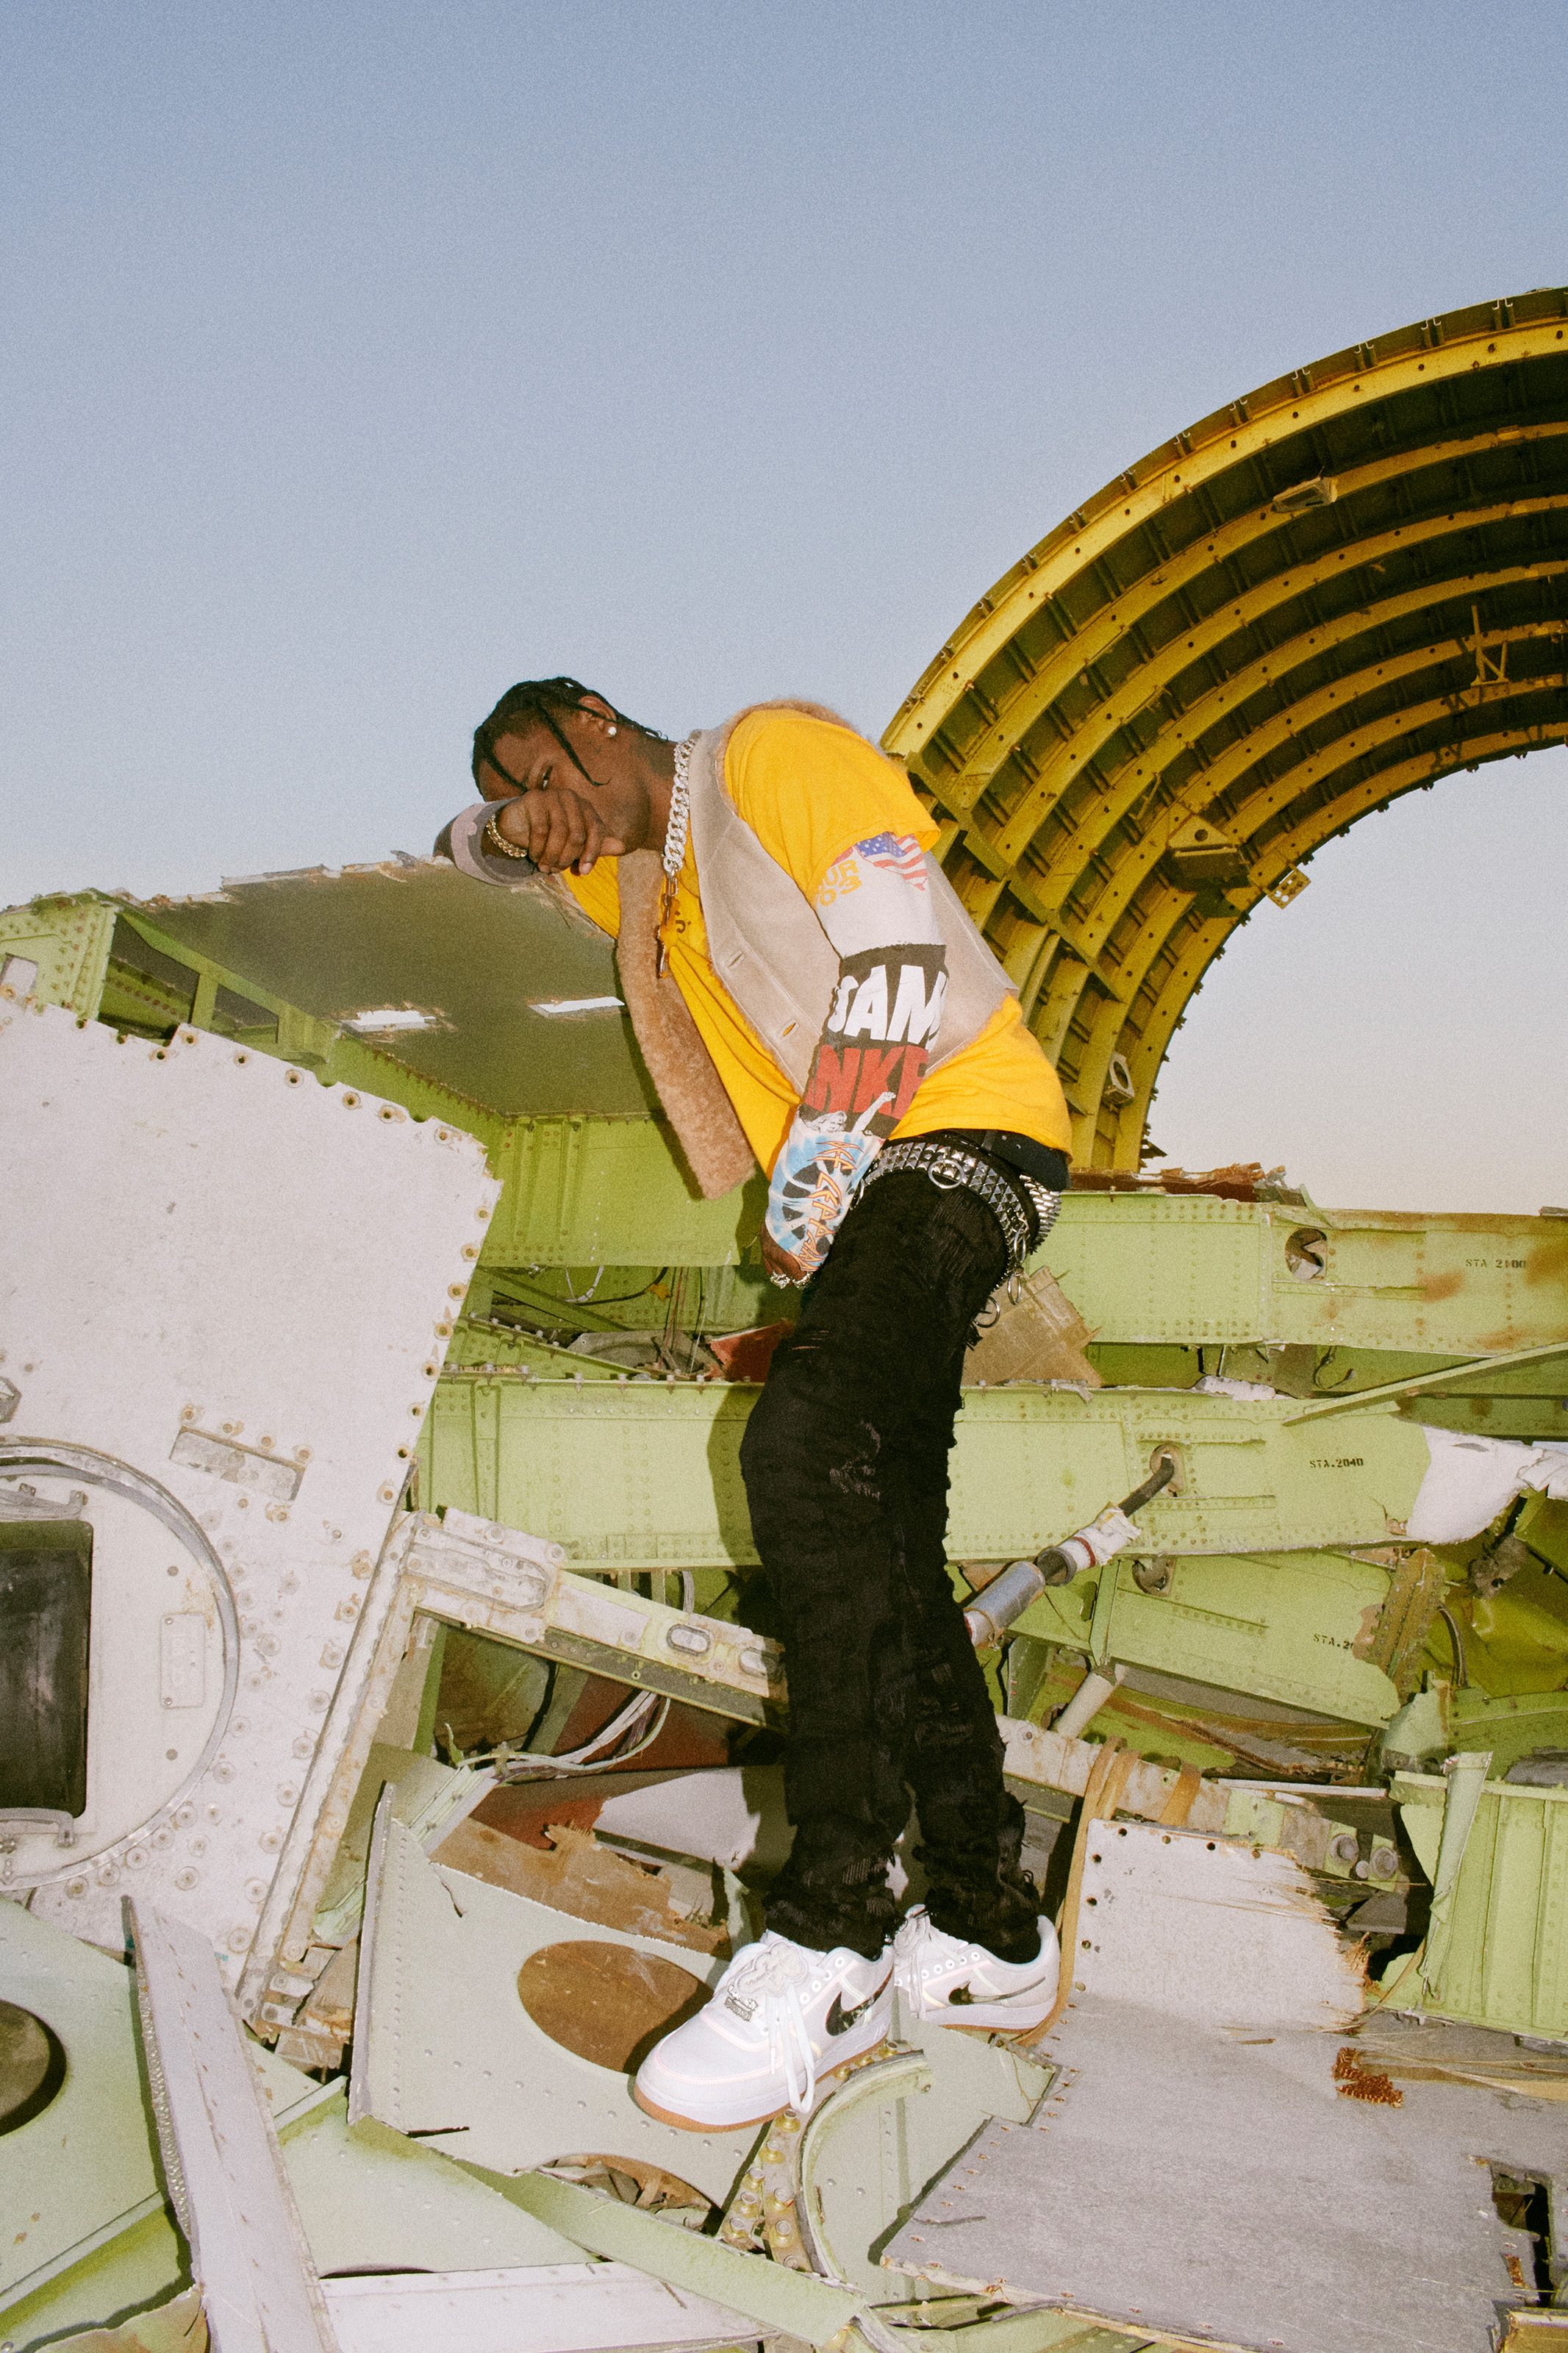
[858,1133,1064,1274]
[918,1128,1072,1193]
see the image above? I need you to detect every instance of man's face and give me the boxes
[477,722,576,803]
[478,705,643,816]
[473,701,655,869]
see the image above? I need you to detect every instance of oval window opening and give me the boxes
[517,1939,708,2073]
[0,2003,67,2135]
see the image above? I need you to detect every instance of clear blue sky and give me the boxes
[3,2,1564,1210]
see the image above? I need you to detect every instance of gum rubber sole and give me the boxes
[633,2083,785,2132]
[633,2044,892,2133]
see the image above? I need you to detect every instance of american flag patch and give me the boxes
[857,832,928,887]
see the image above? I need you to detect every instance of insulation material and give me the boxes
[1345,2010,1568,2103]
[1406,1426,1568,1544]
[468,1763,791,1876]
[1000,1717,1368,1875]
[430,1818,729,1955]
[884,1992,1564,2353]
[961,1264,1101,1389]
[1067,1818,1367,2029]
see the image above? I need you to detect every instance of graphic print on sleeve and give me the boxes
[806,943,948,1131]
[765,826,948,1272]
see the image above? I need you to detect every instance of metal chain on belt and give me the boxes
[859,1138,1048,1275]
[1016,1172,1064,1249]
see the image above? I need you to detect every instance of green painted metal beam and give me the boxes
[1393,1770,1568,2040]
[1045,1195,1568,1357]
[419,1376,1434,1574]
[483,1118,763,1269]
[0,895,118,1017]
[11,887,1568,1378]
[1012,1549,1402,1727]
[1284,1338,1568,1424]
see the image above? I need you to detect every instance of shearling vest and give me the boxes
[687,702,1014,1095]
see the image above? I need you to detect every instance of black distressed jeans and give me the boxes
[739,1166,1041,1963]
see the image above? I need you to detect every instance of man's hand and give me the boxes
[760,1227,806,1288]
[489,788,625,876]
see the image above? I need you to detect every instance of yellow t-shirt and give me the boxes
[565,707,1071,1173]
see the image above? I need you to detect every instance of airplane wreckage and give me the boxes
[4,287,1568,2353]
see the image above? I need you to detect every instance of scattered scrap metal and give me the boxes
[7,280,1568,2346]
[5,936,1567,2353]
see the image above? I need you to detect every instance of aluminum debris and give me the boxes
[882,1995,1567,2353]
[7,610,1568,2353]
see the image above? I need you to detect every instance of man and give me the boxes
[454,679,1074,2131]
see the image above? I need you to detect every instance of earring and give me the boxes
[607,725,617,736]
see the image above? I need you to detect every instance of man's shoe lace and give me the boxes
[719,1939,833,2114]
[895,1905,942,1984]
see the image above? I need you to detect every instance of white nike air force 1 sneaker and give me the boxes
[892,1906,1061,2032]
[633,1929,894,2130]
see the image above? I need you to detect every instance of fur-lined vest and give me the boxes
[613,702,1016,1200]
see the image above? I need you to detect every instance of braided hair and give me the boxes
[470,676,667,791]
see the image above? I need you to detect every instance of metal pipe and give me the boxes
[1053,1663,1129,1740]
[964,1452,1179,1647]
[964,1557,1047,1648]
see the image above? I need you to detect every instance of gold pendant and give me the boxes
[657,875,676,980]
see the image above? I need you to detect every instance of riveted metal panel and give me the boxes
[0,1900,330,2318]
[1,999,497,1977]
[1091,1550,1398,1724]
[1262,1207,1568,1356]
[1041,1194,1268,1345]
[10,898,1566,1360]
[0,896,118,1018]
[1045,1196,1568,1356]
[482,1118,763,1270]
[420,1377,1433,1570]
[1422,1779,1568,2040]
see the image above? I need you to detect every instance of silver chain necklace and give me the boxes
[664,734,695,880]
[656,734,698,977]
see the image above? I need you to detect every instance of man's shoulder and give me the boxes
[726,701,865,763]
[723,703,906,807]
[719,704,937,889]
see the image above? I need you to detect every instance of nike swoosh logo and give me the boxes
[826,1970,892,2035]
